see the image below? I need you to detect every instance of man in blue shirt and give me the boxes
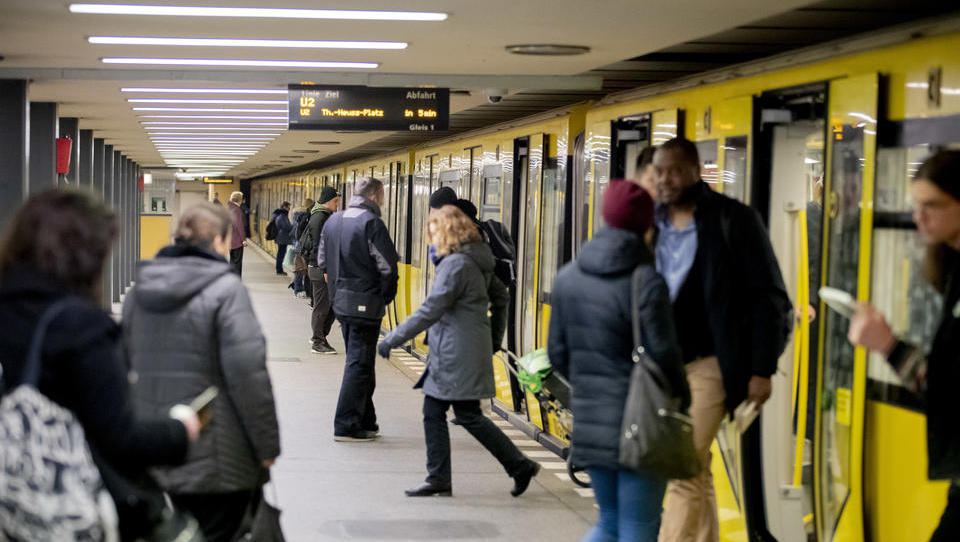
[653,138,792,542]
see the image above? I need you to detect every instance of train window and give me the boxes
[572,132,588,254]
[696,139,719,185]
[395,162,408,263]
[722,136,749,202]
[537,157,564,305]
[438,169,462,195]
[481,164,503,222]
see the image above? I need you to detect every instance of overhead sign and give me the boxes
[288,85,449,132]
[202,177,234,184]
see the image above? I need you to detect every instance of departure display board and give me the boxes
[288,85,449,132]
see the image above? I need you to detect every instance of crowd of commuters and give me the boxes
[0,140,956,542]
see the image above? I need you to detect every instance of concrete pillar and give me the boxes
[28,102,58,194]
[113,150,122,302]
[103,145,115,308]
[78,130,94,191]
[58,117,79,187]
[134,164,141,265]
[93,138,105,199]
[0,80,29,228]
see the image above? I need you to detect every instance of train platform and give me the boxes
[241,245,595,541]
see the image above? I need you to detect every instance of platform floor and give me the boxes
[241,247,595,541]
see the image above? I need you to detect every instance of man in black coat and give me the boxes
[653,138,792,542]
[318,178,399,442]
[300,187,341,354]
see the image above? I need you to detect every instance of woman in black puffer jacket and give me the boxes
[549,180,689,541]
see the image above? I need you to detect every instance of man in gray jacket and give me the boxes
[319,177,399,442]
[299,186,341,354]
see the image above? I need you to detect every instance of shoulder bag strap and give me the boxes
[21,299,77,388]
[630,267,645,357]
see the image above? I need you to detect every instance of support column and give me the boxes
[113,150,123,303]
[78,130,94,190]
[0,80,29,227]
[93,138,105,199]
[123,157,132,287]
[58,117,79,187]
[134,165,141,265]
[103,145,115,308]
[28,102,58,194]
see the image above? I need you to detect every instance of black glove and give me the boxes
[377,340,393,359]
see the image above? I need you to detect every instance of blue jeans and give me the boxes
[583,467,666,542]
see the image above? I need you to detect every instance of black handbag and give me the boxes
[617,267,700,480]
[235,470,284,542]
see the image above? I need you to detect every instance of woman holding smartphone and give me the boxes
[848,150,960,541]
[123,202,281,542]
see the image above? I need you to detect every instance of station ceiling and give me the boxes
[0,0,955,180]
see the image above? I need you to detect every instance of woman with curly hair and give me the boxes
[377,205,540,498]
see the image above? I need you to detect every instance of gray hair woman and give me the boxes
[122,202,280,542]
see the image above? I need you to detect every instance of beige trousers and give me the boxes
[658,356,726,542]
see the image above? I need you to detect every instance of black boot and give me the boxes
[511,460,540,497]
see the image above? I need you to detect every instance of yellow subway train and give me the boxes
[249,20,960,542]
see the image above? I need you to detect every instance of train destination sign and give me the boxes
[287,85,449,132]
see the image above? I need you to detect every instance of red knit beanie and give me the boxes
[602,179,655,235]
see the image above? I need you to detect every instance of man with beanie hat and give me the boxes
[652,138,791,542]
[299,186,341,354]
[430,186,457,210]
[548,179,689,541]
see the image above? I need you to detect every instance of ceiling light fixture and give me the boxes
[70,4,447,21]
[95,37,407,49]
[103,58,379,69]
[505,44,591,56]
[140,115,288,120]
[150,137,275,141]
[141,121,287,126]
[129,98,287,104]
[124,87,287,94]
[134,107,286,112]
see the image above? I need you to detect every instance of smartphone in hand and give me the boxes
[189,386,218,428]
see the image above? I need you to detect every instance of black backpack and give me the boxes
[480,220,516,288]
[265,216,278,241]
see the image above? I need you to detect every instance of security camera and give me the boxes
[484,88,508,104]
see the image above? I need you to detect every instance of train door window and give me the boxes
[481,164,503,222]
[722,136,749,202]
[438,169,462,195]
[610,116,650,180]
[696,139,720,185]
[468,147,482,205]
[394,161,408,262]
[536,145,564,346]
[572,132,588,255]
[518,135,543,355]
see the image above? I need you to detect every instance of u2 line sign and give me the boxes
[288,85,449,132]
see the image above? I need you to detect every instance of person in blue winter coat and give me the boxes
[549,180,690,542]
[271,202,293,276]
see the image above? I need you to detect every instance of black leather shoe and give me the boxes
[333,430,379,442]
[511,461,540,497]
[405,483,452,497]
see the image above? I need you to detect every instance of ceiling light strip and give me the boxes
[95,37,406,49]
[140,115,287,120]
[141,122,287,126]
[70,4,447,21]
[104,58,378,69]
[125,88,287,95]
[129,98,286,104]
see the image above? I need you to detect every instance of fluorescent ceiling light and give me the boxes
[146,126,283,131]
[142,122,287,126]
[129,98,286,104]
[160,150,257,154]
[148,132,282,136]
[155,144,266,148]
[70,4,447,21]
[140,115,287,120]
[134,107,285,113]
[125,87,287,94]
[103,58,378,69]
[96,37,407,49]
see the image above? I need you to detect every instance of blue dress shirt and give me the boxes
[655,205,698,302]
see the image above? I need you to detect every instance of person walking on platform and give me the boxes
[0,190,200,542]
[271,201,293,276]
[227,191,248,276]
[123,203,281,542]
[549,180,690,541]
[378,205,540,497]
[291,198,314,299]
[651,138,792,542]
[847,150,960,542]
[300,187,341,354]
[319,178,399,442]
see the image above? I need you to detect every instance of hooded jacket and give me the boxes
[548,227,689,470]
[383,241,509,400]
[271,208,294,245]
[298,201,333,265]
[122,244,280,493]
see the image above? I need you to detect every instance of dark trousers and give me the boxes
[422,395,528,487]
[170,490,255,542]
[229,247,244,276]
[931,481,960,541]
[334,322,379,435]
[308,267,335,346]
[274,243,287,274]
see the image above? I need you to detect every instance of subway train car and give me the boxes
[249,22,960,542]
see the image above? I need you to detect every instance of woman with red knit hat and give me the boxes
[548,179,690,541]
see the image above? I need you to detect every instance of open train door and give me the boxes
[815,72,879,542]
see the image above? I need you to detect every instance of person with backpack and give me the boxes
[377,205,539,497]
[300,187,341,354]
[651,138,792,542]
[0,190,200,542]
[123,202,281,542]
[549,179,690,541]
[268,202,293,276]
[289,198,315,299]
[453,198,517,290]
